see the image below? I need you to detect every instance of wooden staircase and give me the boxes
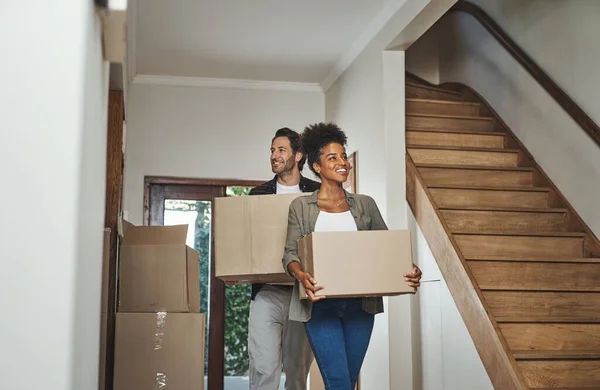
[406,77,600,389]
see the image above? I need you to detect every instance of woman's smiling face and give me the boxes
[313,142,351,183]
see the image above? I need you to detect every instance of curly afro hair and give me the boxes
[301,122,348,176]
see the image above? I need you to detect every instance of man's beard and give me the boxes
[271,156,295,175]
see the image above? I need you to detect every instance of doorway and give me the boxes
[145,176,264,390]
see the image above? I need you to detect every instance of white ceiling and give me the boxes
[133,0,402,85]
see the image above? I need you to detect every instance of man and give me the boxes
[248,127,320,390]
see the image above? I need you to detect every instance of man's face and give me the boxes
[270,136,297,175]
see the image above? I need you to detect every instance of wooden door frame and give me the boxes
[144,176,265,225]
[144,176,265,390]
[103,90,124,390]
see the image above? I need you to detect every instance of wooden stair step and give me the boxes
[406,98,481,116]
[442,208,568,234]
[407,113,495,132]
[465,255,600,264]
[501,323,600,352]
[484,291,600,320]
[440,206,565,212]
[416,163,535,171]
[430,185,551,209]
[519,359,600,388]
[470,261,600,291]
[514,351,600,360]
[455,231,584,237]
[408,113,493,120]
[418,164,536,188]
[455,234,584,258]
[407,127,505,136]
[407,129,505,149]
[497,317,600,324]
[408,146,519,168]
[408,144,517,152]
[406,82,463,101]
[534,388,600,390]
[429,184,550,192]
[454,230,586,239]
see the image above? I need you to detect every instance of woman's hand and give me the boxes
[404,264,422,288]
[297,271,326,302]
[287,261,325,302]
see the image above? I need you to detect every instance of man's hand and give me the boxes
[297,271,326,302]
[404,264,422,288]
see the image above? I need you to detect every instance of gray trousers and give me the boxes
[248,285,314,390]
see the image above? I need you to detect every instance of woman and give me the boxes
[283,122,422,390]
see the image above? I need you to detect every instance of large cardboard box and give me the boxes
[113,313,205,390]
[298,230,414,299]
[119,222,200,312]
[214,193,307,283]
[99,228,111,390]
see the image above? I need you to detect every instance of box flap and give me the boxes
[186,247,201,313]
[118,218,135,239]
[122,224,188,246]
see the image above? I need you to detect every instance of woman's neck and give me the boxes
[318,179,345,200]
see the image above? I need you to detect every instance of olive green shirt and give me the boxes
[283,190,387,322]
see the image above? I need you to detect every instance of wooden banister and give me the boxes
[449,0,600,148]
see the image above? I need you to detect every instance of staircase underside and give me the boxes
[406,75,600,389]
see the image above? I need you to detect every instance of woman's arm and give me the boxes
[367,196,388,231]
[283,200,325,301]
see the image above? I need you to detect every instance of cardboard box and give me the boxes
[99,228,111,390]
[119,222,200,312]
[113,313,205,390]
[298,230,414,299]
[214,193,307,283]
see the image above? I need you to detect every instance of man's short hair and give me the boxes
[272,127,307,171]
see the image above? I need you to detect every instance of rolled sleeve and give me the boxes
[368,197,389,231]
[283,200,303,277]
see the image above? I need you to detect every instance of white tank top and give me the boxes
[314,210,358,232]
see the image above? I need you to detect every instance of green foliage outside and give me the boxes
[222,186,253,375]
[165,186,253,376]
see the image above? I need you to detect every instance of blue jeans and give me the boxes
[304,298,375,390]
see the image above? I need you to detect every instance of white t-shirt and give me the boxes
[314,210,358,232]
[273,181,300,286]
[276,182,300,194]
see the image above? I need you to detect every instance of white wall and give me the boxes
[0,2,109,390]
[405,25,440,84]
[123,84,324,223]
[410,0,600,237]
[408,212,493,390]
[324,1,456,388]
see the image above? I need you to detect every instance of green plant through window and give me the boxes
[223,186,252,376]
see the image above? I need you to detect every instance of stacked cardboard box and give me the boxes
[113,221,205,390]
